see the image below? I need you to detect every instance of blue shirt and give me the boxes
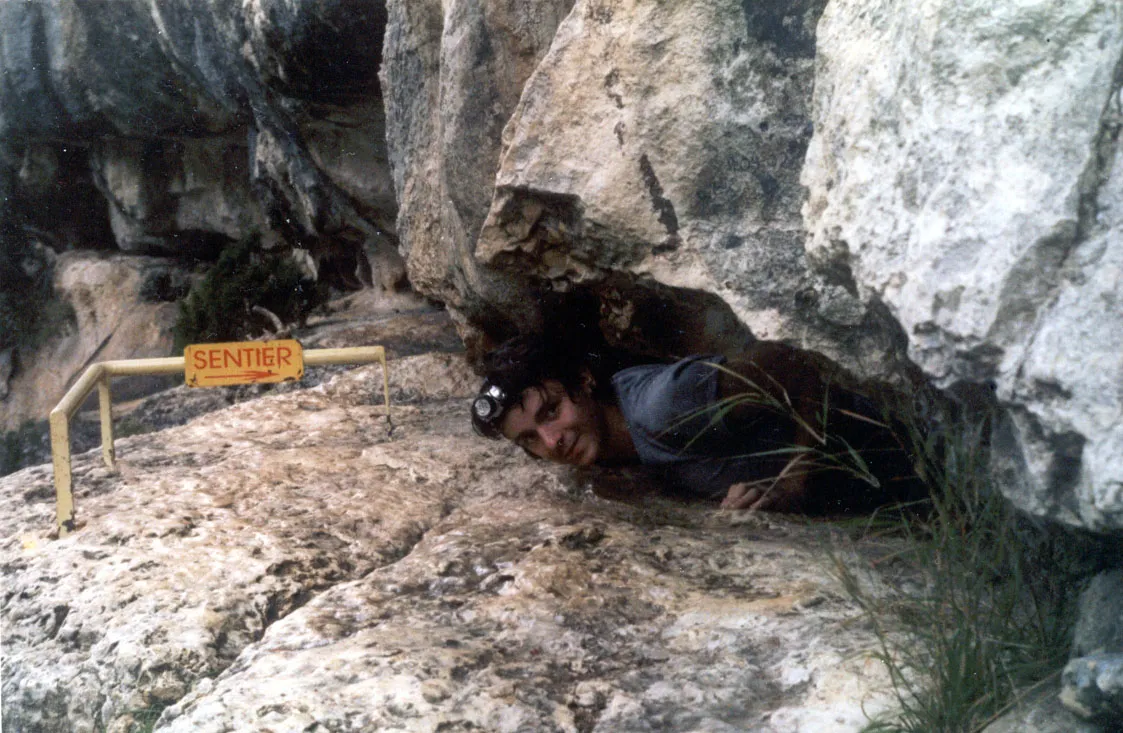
[612,355,790,498]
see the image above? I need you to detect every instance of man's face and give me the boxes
[499,378,603,466]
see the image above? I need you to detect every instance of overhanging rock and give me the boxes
[802,0,1123,530]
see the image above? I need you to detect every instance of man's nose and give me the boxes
[538,424,563,451]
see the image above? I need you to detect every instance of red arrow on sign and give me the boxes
[203,370,277,382]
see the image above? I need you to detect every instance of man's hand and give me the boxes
[720,476,807,512]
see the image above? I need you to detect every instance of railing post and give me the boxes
[98,373,115,468]
[381,349,391,418]
[49,410,75,536]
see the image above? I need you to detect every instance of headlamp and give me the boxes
[471,382,512,438]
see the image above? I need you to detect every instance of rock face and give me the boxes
[0,251,182,435]
[801,0,1123,530]
[474,0,880,360]
[1,0,402,284]
[1073,569,1123,658]
[0,0,1117,629]
[379,0,579,353]
[1056,569,1123,727]
[2,350,902,732]
[1,0,1117,534]
[0,0,406,436]
[383,0,900,363]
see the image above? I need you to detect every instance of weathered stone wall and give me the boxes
[473,0,888,362]
[379,0,578,354]
[383,0,905,365]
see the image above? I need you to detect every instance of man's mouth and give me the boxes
[566,433,594,465]
[563,434,580,463]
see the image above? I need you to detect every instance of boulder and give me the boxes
[983,682,1104,733]
[472,0,888,362]
[1054,569,1123,727]
[1074,569,1123,658]
[801,0,1123,529]
[1061,653,1123,725]
[384,0,897,361]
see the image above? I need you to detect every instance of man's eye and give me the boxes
[544,403,559,419]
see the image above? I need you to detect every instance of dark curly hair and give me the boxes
[471,333,622,439]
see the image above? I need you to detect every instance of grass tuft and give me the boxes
[120,705,169,733]
[699,358,1083,730]
[663,360,888,499]
[832,403,1079,733]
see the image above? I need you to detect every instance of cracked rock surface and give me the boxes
[3,349,899,732]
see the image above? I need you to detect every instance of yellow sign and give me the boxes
[185,340,304,387]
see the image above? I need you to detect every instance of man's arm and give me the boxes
[715,342,834,511]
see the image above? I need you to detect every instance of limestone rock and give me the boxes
[0,252,180,435]
[1074,570,1123,658]
[1,354,476,732]
[1,0,407,434]
[983,682,1104,733]
[381,0,1123,531]
[1061,653,1123,725]
[474,0,888,362]
[801,0,1123,529]
[377,0,1123,530]
[95,137,267,257]
[2,351,902,732]
[5,0,1121,536]
[379,0,580,348]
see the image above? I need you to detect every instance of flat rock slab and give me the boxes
[2,353,896,732]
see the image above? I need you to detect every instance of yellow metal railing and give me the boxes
[50,346,390,537]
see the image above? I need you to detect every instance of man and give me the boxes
[471,334,920,513]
